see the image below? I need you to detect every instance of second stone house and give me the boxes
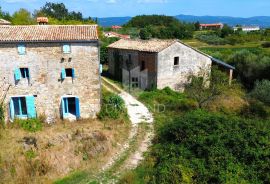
[108,39,235,91]
[0,25,101,122]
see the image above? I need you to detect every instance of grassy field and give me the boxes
[0,118,130,184]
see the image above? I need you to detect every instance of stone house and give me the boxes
[0,19,11,26]
[108,39,234,91]
[0,25,100,122]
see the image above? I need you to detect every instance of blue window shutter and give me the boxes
[10,98,15,120]
[63,44,70,53]
[61,98,68,118]
[28,68,31,80]
[18,45,26,55]
[75,97,80,118]
[14,68,21,81]
[26,96,37,118]
[72,68,75,78]
[61,68,66,80]
[99,64,103,74]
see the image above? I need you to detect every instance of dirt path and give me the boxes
[100,77,154,183]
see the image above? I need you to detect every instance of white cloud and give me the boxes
[137,0,168,3]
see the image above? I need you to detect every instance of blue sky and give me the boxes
[0,0,269,18]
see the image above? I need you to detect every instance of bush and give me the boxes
[145,110,270,183]
[250,80,270,105]
[14,118,43,132]
[241,99,269,119]
[230,50,270,89]
[261,42,270,48]
[0,103,4,128]
[195,32,228,45]
[98,90,127,120]
[139,87,198,112]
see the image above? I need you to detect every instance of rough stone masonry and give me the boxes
[0,25,101,123]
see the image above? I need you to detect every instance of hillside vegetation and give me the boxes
[120,77,270,184]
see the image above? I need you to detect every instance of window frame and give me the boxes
[63,44,71,54]
[131,77,139,88]
[12,97,28,118]
[141,61,146,71]
[19,68,30,79]
[18,44,26,55]
[65,68,73,78]
[174,56,180,66]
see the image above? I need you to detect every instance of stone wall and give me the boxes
[157,42,212,91]
[0,42,101,122]
[108,48,157,90]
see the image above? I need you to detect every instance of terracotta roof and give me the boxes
[108,39,178,52]
[0,25,98,42]
[104,32,130,39]
[0,19,11,25]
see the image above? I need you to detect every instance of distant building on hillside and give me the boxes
[233,26,260,32]
[104,32,130,39]
[108,39,235,91]
[112,25,122,30]
[200,23,224,30]
[0,19,11,25]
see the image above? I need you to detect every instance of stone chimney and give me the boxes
[37,17,49,25]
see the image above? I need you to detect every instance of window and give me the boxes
[18,44,26,55]
[20,68,29,78]
[131,77,139,88]
[61,97,80,119]
[14,68,30,82]
[65,68,73,77]
[174,57,179,66]
[61,68,75,80]
[141,61,146,71]
[63,44,71,54]
[9,96,36,119]
[13,97,27,117]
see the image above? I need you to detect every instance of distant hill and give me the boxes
[98,15,270,28]
[97,17,132,27]
[175,15,270,28]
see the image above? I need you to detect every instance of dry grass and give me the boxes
[0,118,130,184]
[204,86,248,114]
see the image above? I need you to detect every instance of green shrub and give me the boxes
[250,80,270,105]
[195,32,228,45]
[14,118,43,132]
[145,110,270,183]
[0,103,4,128]
[241,99,269,119]
[98,90,127,120]
[261,42,270,48]
[139,87,198,112]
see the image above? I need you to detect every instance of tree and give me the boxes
[0,82,11,127]
[250,80,270,105]
[185,68,229,108]
[40,2,69,20]
[39,2,84,21]
[194,21,200,31]
[0,6,11,20]
[12,9,35,25]
[230,50,270,89]
[139,28,151,40]
[220,24,234,38]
